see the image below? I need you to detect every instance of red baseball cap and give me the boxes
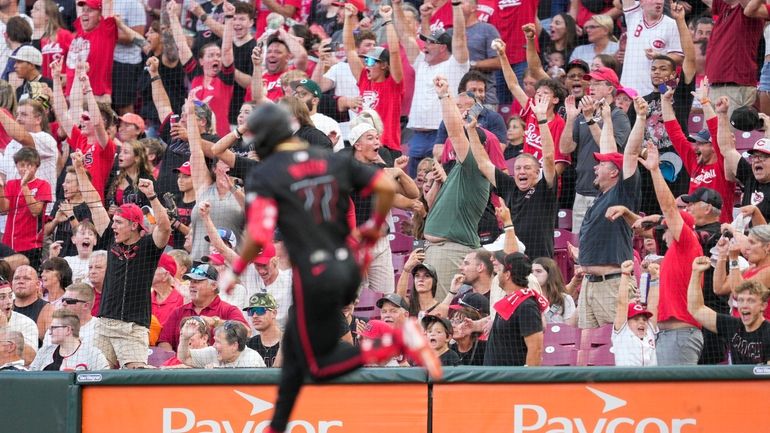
[253,243,276,265]
[201,253,226,266]
[584,67,620,89]
[331,0,367,13]
[173,161,192,176]
[120,113,145,130]
[116,203,146,231]
[158,254,177,277]
[76,0,102,10]
[627,303,653,320]
[593,152,624,169]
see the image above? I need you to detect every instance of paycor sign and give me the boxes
[513,387,696,433]
[431,381,770,433]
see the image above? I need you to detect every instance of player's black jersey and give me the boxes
[245,146,380,257]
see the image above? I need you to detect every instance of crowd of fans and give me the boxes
[1,0,770,372]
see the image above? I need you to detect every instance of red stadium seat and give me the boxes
[542,346,579,366]
[389,232,414,254]
[148,347,175,367]
[578,345,616,366]
[554,229,579,281]
[557,209,572,230]
[687,112,704,134]
[354,288,384,320]
[735,130,763,152]
[579,324,614,349]
[543,323,582,348]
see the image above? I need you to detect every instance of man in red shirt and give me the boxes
[51,58,116,200]
[489,0,538,104]
[344,4,403,159]
[156,263,248,351]
[64,0,117,102]
[709,0,768,118]
[168,1,235,138]
[639,142,703,365]
[0,148,51,269]
[661,86,734,222]
[151,254,184,326]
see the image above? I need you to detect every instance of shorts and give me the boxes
[111,61,143,108]
[94,317,149,368]
[760,62,770,92]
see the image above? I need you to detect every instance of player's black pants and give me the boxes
[270,251,364,432]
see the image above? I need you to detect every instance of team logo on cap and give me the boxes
[752,191,765,206]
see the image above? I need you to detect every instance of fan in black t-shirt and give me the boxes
[95,180,171,369]
[243,293,282,367]
[688,257,770,364]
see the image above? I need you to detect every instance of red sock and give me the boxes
[265,427,283,433]
[360,333,402,364]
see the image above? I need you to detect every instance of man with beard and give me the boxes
[661,85,734,223]
[291,79,342,148]
[717,98,770,222]
[576,97,644,328]
[12,265,52,343]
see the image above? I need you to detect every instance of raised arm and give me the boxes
[221,2,235,68]
[523,24,548,81]
[598,101,616,154]
[745,0,769,18]
[560,95,579,154]
[102,0,113,17]
[276,28,308,72]
[167,2,193,66]
[623,97,647,179]
[138,178,171,248]
[382,6,403,83]
[186,1,224,39]
[50,58,75,137]
[186,100,214,195]
[436,76,471,162]
[450,1,468,64]
[249,45,266,105]
[492,39,529,108]
[200,201,239,263]
[715,96,740,181]
[670,2,695,82]
[688,256,718,332]
[397,249,425,299]
[639,143,684,241]
[532,94,556,187]
[392,0,420,64]
[343,4,365,81]
[146,56,174,123]
[80,67,109,148]
[262,0,298,19]
[614,260,634,331]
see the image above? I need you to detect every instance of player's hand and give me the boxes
[358,216,386,244]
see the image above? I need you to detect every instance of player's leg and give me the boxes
[267,317,306,433]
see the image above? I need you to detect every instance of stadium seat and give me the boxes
[542,346,579,366]
[735,130,763,152]
[148,347,175,367]
[391,209,411,234]
[578,345,615,366]
[553,229,579,282]
[543,323,582,348]
[505,158,516,174]
[687,112,704,134]
[389,232,415,254]
[392,253,408,273]
[557,209,572,230]
[579,324,614,349]
[355,288,384,320]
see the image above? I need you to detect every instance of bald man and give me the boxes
[12,265,53,341]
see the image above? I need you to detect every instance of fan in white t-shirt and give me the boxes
[611,260,659,366]
[620,0,684,96]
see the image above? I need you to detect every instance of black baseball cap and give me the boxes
[419,30,452,50]
[449,292,490,316]
[376,293,409,310]
[681,187,723,209]
[565,59,590,74]
[730,106,762,132]
[421,314,453,337]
